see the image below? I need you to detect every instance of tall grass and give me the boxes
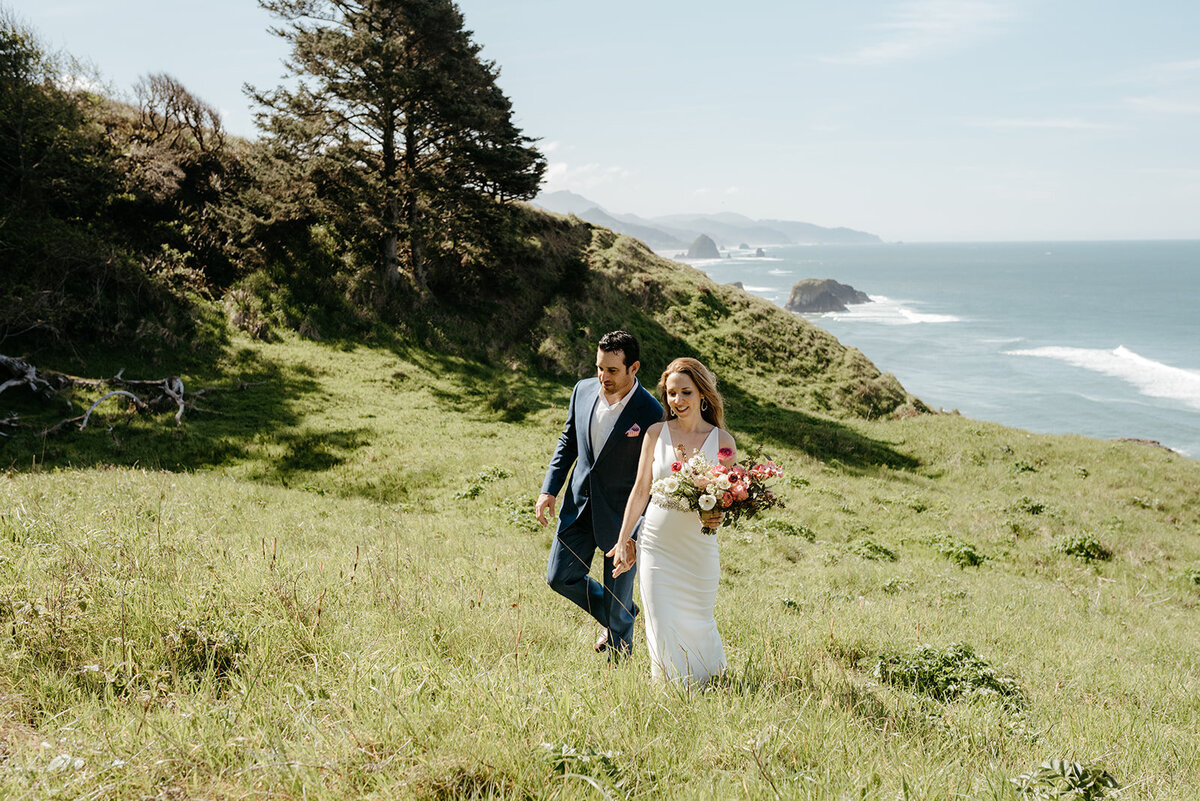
[3,334,1200,798]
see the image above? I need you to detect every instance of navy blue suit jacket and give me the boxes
[542,378,664,552]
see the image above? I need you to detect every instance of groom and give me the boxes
[536,330,663,658]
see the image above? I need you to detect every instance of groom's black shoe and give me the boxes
[595,603,639,653]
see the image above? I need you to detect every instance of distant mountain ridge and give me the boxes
[532,190,882,250]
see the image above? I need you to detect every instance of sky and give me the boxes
[7,0,1200,241]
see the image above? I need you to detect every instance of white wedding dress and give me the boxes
[639,424,727,685]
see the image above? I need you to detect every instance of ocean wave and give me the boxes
[767,268,792,275]
[1005,346,1200,410]
[822,295,962,325]
[741,285,777,293]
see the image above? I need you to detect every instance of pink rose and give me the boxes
[720,492,734,507]
[734,486,749,501]
[711,464,729,475]
[671,460,682,472]
[718,447,733,461]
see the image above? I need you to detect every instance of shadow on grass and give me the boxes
[2,283,921,483]
[489,294,923,473]
[2,344,328,474]
[722,382,920,473]
[405,348,571,424]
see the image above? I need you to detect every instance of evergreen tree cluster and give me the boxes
[0,1,545,355]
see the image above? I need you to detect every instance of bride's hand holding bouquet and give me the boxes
[652,447,784,534]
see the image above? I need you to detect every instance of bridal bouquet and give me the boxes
[651,447,785,534]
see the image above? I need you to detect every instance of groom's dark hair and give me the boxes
[598,330,640,368]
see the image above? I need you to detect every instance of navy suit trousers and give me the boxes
[546,506,637,657]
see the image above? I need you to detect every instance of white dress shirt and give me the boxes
[590,380,639,457]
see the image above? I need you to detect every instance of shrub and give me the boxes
[1011,496,1046,515]
[929,533,987,568]
[758,519,816,542]
[494,495,538,533]
[1012,759,1119,799]
[1054,534,1112,562]
[454,467,511,500]
[541,743,627,793]
[874,642,1024,709]
[167,620,247,683]
[849,538,897,562]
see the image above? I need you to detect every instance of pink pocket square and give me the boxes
[625,424,641,437]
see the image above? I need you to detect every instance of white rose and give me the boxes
[698,493,717,511]
[663,477,680,494]
[715,475,732,490]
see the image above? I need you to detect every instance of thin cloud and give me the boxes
[822,0,1011,66]
[967,116,1118,130]
[1124,95,1200,115]
[541,161,631,192]
[1146,59,1200,77]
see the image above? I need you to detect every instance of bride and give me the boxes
[608,357,735,685]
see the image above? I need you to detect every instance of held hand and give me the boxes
[535,493,557,527]
[700,510,724,529]
[606,538,637,578]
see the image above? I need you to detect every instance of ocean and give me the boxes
[670,240,1200,460]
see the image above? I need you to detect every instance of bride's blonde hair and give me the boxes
[658,357,725,429]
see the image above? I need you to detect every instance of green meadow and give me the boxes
[3,330,1200,800]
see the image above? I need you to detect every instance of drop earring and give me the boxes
[701,398,709,412]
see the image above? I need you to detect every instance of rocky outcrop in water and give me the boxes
[685,234,720,259]
[785,278,870,313]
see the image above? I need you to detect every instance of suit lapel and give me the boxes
[580,379,599,463]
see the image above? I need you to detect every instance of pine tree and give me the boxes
[251,0,545,294]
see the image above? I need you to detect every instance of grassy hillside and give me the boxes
[3,326,1200,798]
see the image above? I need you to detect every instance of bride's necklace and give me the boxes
[669,421,714,460]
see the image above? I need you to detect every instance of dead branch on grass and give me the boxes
[1,353,236,436]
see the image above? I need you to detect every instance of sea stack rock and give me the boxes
[755,247,766,257]
[785,278,871,313]
[686,234,720,259]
